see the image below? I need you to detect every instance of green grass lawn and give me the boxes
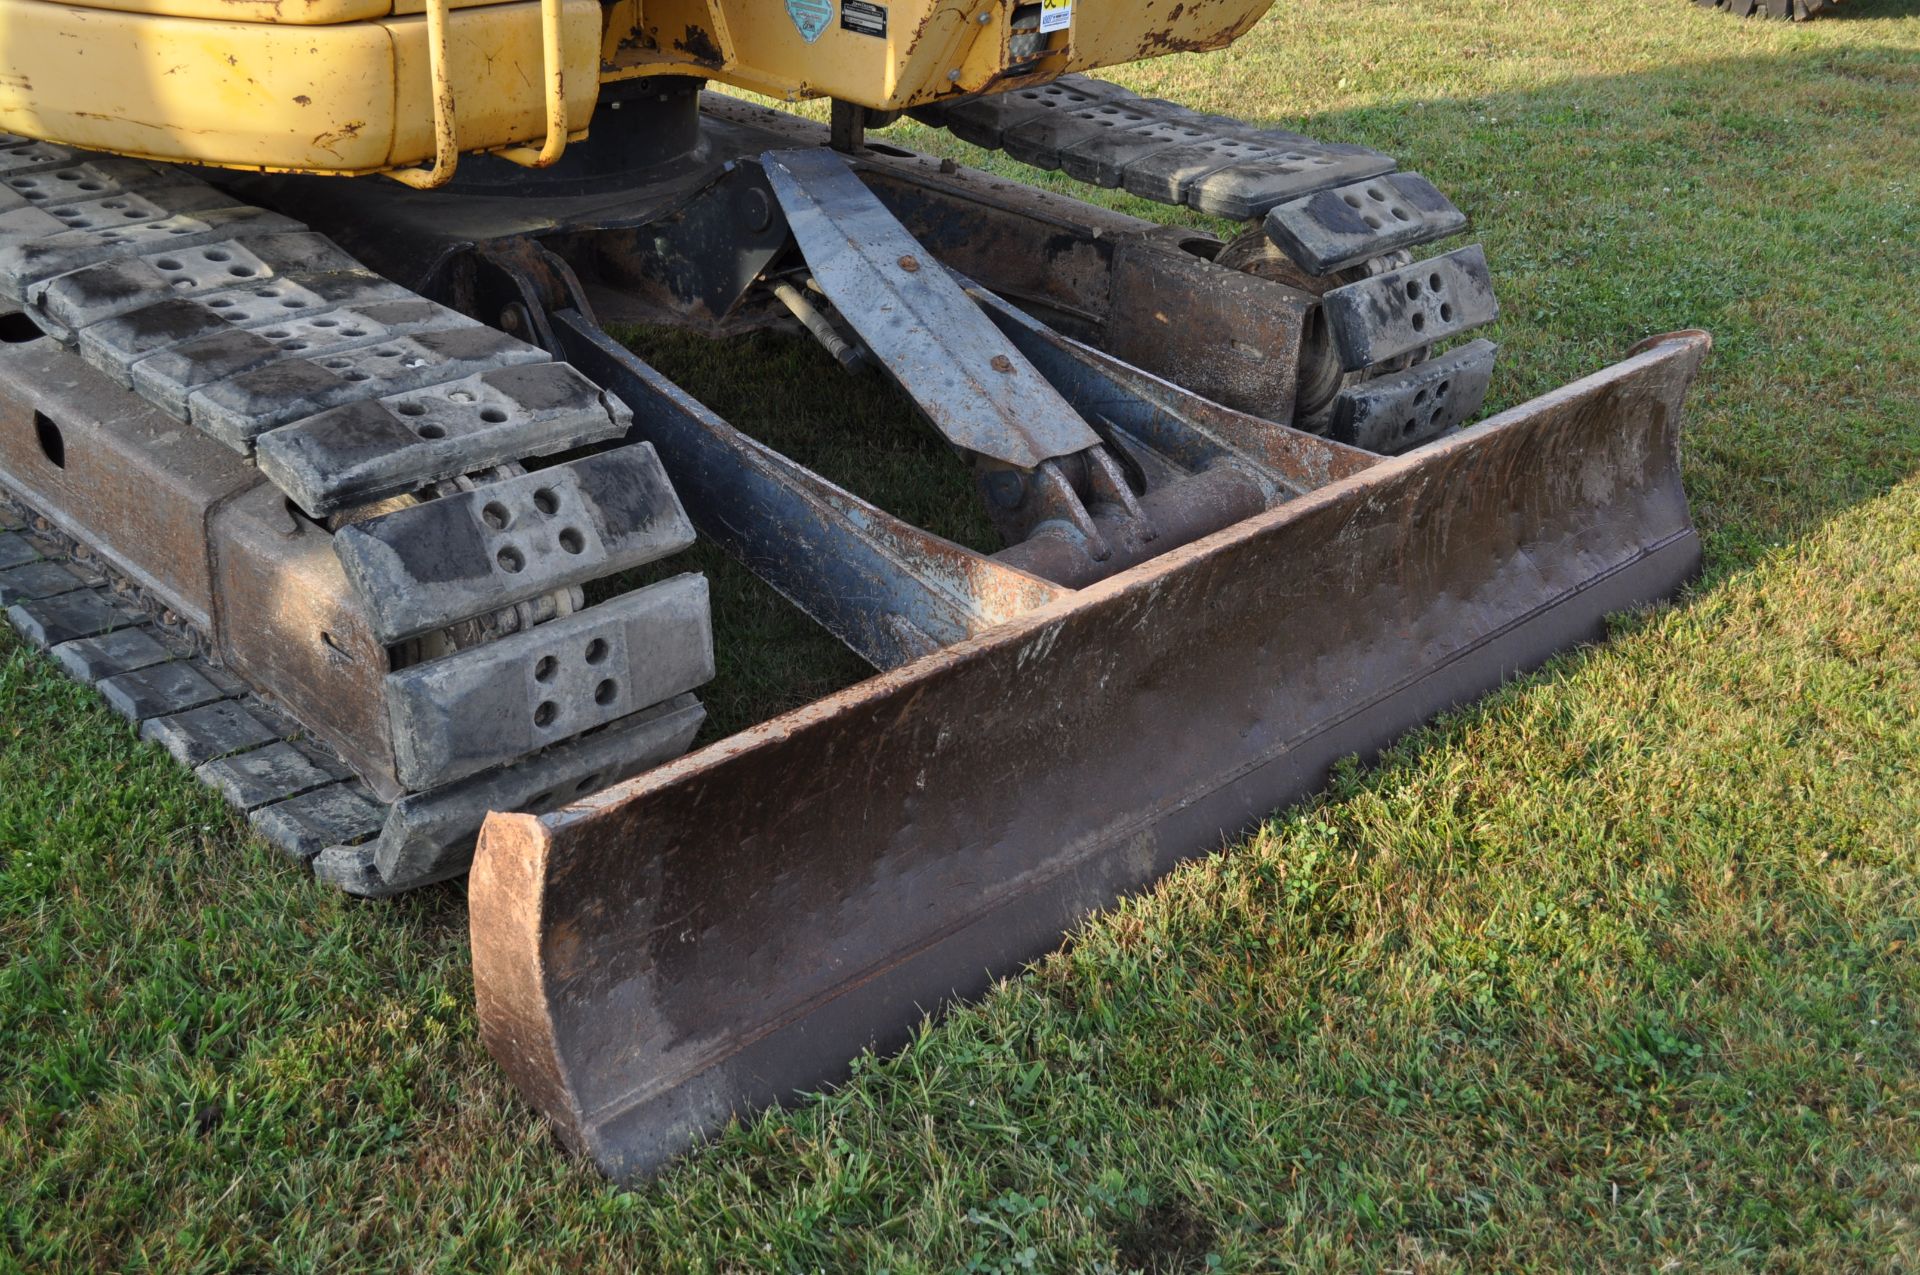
[5,0,1920,1268]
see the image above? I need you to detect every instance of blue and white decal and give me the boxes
[787,0,834,41]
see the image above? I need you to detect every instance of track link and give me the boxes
[0,137,713,896]
[913,76,1502,452]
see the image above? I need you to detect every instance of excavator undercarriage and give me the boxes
[0,61,1709,1178]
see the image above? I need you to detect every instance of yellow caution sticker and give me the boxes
[1038,0,1071,34]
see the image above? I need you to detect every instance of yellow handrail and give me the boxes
[496,0,570,168]
[386,0,459,188]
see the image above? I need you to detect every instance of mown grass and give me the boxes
[4,0,1919,1269]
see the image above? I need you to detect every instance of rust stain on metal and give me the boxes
[673,24,724,65]
[311,120,364,154]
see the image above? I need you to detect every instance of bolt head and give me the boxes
[742,187,774,233]
[982,470,1026,509]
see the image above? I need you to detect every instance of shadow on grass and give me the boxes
[1764,0,1920,19]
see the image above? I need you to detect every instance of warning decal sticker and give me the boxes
[1038,0,1071,33]
[787,0,833,41]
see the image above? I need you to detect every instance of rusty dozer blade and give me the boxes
[472,330,1711,1181]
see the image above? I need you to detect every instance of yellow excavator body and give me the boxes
[0,0,1271,177]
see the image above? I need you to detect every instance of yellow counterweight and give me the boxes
[0,0,1273,177]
